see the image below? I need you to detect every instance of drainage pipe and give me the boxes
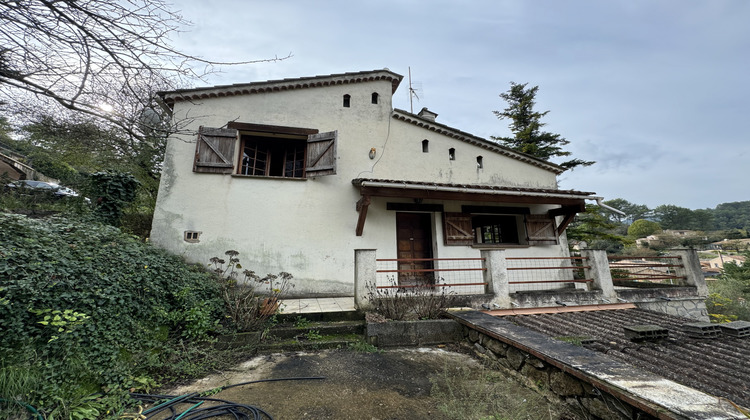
[594,197,626,216]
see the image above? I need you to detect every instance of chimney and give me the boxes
[417,107,438,122]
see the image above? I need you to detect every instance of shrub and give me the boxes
[707,253,750,322]
[0,212,224,417]
[367,277,457,321]
[90,171,139,226]
[208,250,294,331]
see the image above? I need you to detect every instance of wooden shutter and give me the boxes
[193,126,238,174]
[443,212,474,246]
[525,214,558,245]
[306,131,337,176]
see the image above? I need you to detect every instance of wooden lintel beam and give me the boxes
[548,202,586,216]
[355,195,371,236]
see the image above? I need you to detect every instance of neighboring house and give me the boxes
[150,69,599,297]
[705,254,745,270]
[0,147,59,183]
[663,229,698,237]
[709,238,750,251]
[608,259,673,284]
[0,149,30,181]
[635,235,660,248]
[635,233,676,248]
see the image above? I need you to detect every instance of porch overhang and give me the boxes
[352,178,596,236]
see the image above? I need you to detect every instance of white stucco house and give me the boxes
[150,69,599,297]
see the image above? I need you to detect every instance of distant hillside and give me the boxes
[712,201,750,231]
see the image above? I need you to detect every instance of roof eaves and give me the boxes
[157,69,403,105]
[391,108,565,175]
[352,178,596,198]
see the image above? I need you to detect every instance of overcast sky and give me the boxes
[171,0,749,210]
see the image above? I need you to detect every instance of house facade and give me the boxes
[150,69,596,297]
[705,254,746,269]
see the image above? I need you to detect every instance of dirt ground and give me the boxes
[165,346,580,420]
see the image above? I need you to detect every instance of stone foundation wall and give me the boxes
[462,325,653,420]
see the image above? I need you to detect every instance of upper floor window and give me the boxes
[477,155,483,169]
[192,124,337,178]
[371,92,379,104]
[343,94,351,107]
[240,135,306,177]
[422,139,429,153]
[448,148,456,160]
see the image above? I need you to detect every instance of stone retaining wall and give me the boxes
[635,298,709,321]
[463,325,654,420]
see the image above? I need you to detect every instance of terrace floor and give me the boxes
[278,297,356,314]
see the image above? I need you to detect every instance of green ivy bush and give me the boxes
[90,171,140,226]
[0,213,224,418]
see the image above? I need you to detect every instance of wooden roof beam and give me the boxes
[356,195,371,236]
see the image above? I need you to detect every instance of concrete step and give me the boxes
[266,320,365,340]
[257,336,366,353]
[257,319,367,353]
[276,310,363,324]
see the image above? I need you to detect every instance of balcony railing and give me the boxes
[607,256,686,288]
[507,256,592,292]
[375,257,487,295]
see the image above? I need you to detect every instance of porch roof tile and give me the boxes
[503,308,750,409]
[352,178,596,199]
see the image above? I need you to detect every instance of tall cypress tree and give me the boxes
[492,82,594,170]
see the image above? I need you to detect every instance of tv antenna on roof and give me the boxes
[408,67,422,113]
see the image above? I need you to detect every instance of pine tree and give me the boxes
[492,82,594,170]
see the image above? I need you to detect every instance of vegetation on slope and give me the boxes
[0,213,227,418]
[706,252,750,322]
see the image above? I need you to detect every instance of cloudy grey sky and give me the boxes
[171,0,749,210]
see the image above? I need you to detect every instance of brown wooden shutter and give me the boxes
[443,212,474,246]
[525,214,558,245]
[193,126,238,174]
[306,131,337,176]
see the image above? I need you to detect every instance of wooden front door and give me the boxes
[396,212,434,287]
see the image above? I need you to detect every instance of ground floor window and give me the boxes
[472,214,520,244]
[443,208,558,246]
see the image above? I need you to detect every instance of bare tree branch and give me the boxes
[0,0,289,140]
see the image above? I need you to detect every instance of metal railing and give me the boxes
[506,256,592,292]
[375,257,487,295]
[607,256,686,288]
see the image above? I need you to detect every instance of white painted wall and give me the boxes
[151,75,571,296]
